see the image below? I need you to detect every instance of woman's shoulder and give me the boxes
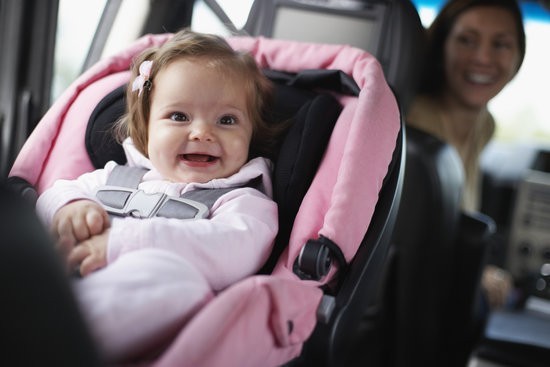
[478,110,496,146]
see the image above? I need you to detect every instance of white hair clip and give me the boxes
[131,60,153,96]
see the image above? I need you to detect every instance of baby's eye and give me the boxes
[170,112,189,122]
[219,115,237,125]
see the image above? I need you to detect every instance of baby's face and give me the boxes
[147,59,253,183]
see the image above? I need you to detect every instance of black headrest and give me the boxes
[85,85,128,168]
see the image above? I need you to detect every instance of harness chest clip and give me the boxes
[95,186,209,219]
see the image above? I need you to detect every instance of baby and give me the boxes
[37,29,279,362]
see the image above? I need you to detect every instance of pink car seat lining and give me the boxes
[9,34,172,192]
[155,276,323,367]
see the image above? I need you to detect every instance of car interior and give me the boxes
[1,0,550,366]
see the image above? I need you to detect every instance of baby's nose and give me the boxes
[189,121,214,141]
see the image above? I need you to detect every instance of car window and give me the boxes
[52,0,107,101]
[190,0,254,35]
[52,0,550,147]
[52,0,149,103]
[53,0,251,104]
[412,0,550,144]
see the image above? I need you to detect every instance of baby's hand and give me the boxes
[52,199,110,259]
[68,229,109,277]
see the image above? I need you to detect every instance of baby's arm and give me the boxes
[107,188,278,290]
[36,162,116,273]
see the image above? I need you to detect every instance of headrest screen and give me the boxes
[272,6,380,55]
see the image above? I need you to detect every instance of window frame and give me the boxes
[0,0,58,177]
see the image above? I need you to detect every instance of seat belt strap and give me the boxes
[107,165,148,188]
[96,166,148,210]
[180,175,264,208]
[95,166,263,220]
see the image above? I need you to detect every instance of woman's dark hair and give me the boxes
[419,0,526,95]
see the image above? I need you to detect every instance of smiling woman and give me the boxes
[412,0,550,144]
[405,0,526,316]
[407,0,526,213]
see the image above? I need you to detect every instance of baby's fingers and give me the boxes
[67,245,91,276]
[55,217,77,254]
[71,214,91,242]
[57,234,76,260]
[86,207,109,236]
[79,255,107,277]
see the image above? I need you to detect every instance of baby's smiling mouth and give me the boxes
[180,154,218,162]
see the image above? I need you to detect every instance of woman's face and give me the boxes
[443,6,521,109]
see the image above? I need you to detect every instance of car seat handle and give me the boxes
[293,235,347,283]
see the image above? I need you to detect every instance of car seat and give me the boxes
[386,127,496,367]
[8,33,402,367]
